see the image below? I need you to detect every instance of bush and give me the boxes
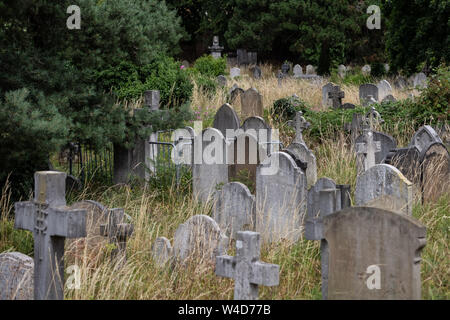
[271,96,310,122]
[370,62,386,78]
[192,55,227,77]
[115,55,193,108]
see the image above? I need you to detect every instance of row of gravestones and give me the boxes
[0,171,134,300]
[322,80,397,109]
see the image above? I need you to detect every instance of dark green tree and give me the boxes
[383,0,449,75]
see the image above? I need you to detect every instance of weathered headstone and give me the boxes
[413,72,427,88]
[381,94,396,103]
[394,76,408,90]
[361,64,371,76]
[192,128,229,203]
[293,64,303,78]
[356,130,397,165]
[304,178,351,298]
[255,152,307,243]
[359,84,379,106]
[342,103,356,109]
[240,88,264,119]
[217,75,227,87]
[213,103,241,138]
[0,252,34,300]
[229,85,245,104]
[305,65,316,75]
[99,208,134,267]
[419,142,450,203]
[323,207,426,299]
[377,80,393,101]
[409,125,443,153]
[151,237,173,267]
[355,164,413,215]
[328,85,345,109]
[281,63,290,75]
[173,215,228,264]
[383,146,421,185]
[286,143,317,188]
[230,67,241,79]
[355,128,382,174]
[322,83,335,107]
[215,231,279,300]
[248,52,258,65]
[144,90,160,111]
[14,171,87,300]
[213,182,256,239]
[338,65,346,78]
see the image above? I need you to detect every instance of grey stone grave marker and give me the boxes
[377,80,393,101]
[99,208,134,267]
[173,215,228,265]
[151,237,173,267]
[213,182,256,239]
[293,64,303,78]
[338,65,346,78]
[192,128,229,203]
[255,152,307,243]
[213,103,240,138]
[356,130,397,165]
[355,127,382,174]
[355,164,413,215]
[252,66,262,79]
[306,65,316,75]
[409,125,443,153]
[0,252,34,300]
[240,88,264,119]
[14,171,87,300]
[323,207,426,300]
[322,83,334,107]
[229,85,245,104]
[217,75,227,87]
[361,64,371,76]
[230,67,241,79]
[328,85,345,109]
[215,231,279,300]
[359,84,379,106]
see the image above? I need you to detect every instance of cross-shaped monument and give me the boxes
[355,127,381,174]
[328,85,345,109]
[100,208,134,266]
[364,106,384,129]
[294,111,310,144]
[215,231,279,300]
[14,171,87,300]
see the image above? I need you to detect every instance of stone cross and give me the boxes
[328,86,345,109]
[355,128,382,174]
[208,35,224,59]
[14,171,87,300]
[364,106,384,129]
[99,208,134,266]
[215,231,279,300]
[294,111,310,144]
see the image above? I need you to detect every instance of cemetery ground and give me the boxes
[0,64,448,300]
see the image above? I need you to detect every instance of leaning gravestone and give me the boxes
[0,252,34,300]
[241,88,264,119]
[286,143,317,188]
[215,231,279,300]
[173,215,228,265]
[419,142,450,203]
[322,83,335,107]
[229,85,245,104]
[255,152,307,243]
[293,64,303,78]
[377,80,393,101]
[355,130,397,165]
[409,125,443,153]
[14,171,87,300]
[213,103,241,138]
[213,182,256,239]
[151,237,173,267]
[383,146,421,186]
[355,164,413,215]
[359,84,379,106]
[230,67,241,79]
[381,94,396,103]
[192,128,228,203]
[323,207,426,300]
